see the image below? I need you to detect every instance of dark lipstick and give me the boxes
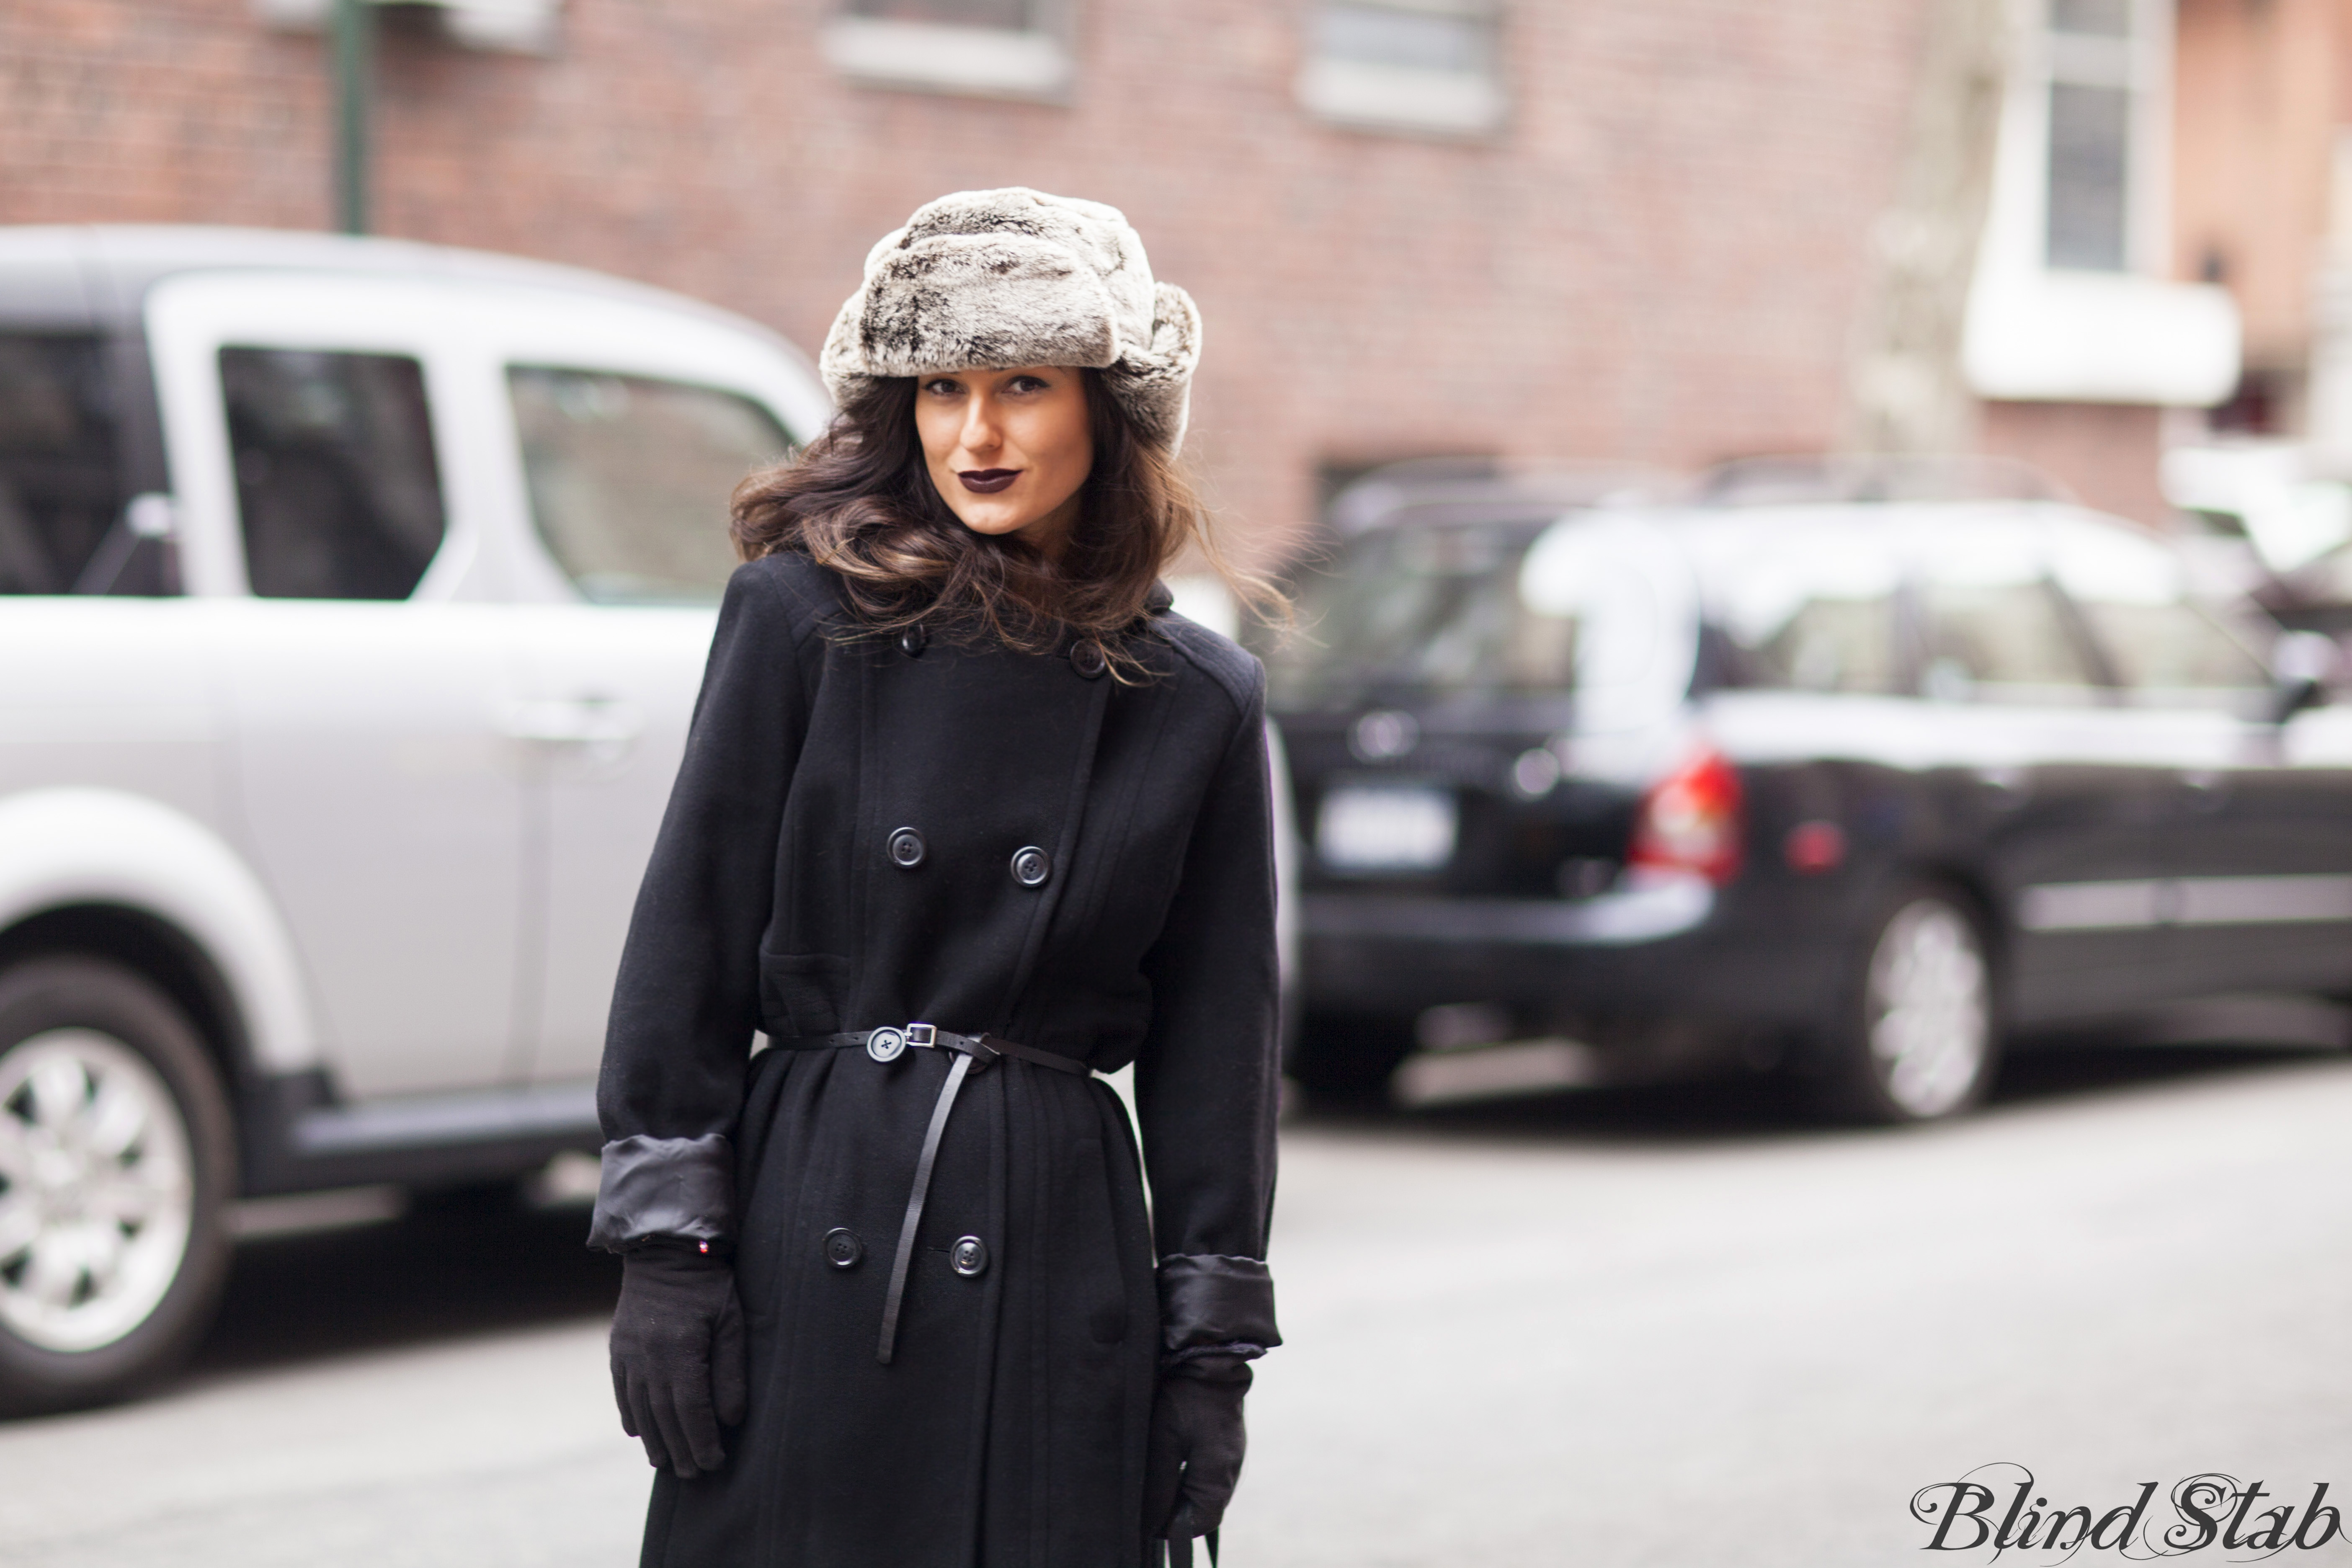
[958,468,1019,494]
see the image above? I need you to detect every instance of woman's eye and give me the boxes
[1008,376,1049,393]
[922,379,962,396]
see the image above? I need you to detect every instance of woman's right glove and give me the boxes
[1142,1353,1253,1548]
[609,1240,748,1479]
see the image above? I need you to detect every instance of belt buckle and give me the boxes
[905,1022,937,1049]
[866,1026,910,1063]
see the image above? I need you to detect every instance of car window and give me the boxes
[1914,525,2099,705]
[0,333,125,594]
[508,367,794,606]
[221,347,447,601]
[1704,539,1901,694]
[2077,598,2269,702]
[2046,515,2269,705]
[1268,522,1576,705]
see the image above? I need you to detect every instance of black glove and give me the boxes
[1143,1354,1252,1545]
[609,1240,748,1478]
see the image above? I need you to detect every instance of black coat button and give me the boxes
[1070,641,1107,680]
[824,1228,864,1269]
[898,623,928,658]
[1010,846,1051,887]
[887,827,926,868]
[950,1236,988,1277]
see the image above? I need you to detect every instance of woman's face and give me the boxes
[915,366,1093,557]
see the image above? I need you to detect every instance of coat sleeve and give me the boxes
[587,561,812,1253]
[1133,667,1284,1361]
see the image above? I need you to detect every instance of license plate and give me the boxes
[1317,784,1458,874]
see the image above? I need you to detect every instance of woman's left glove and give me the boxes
[1143,1353,1253,1545]
[609,1240,748,1479]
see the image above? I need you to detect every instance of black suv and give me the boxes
[1272,461,2350,1122]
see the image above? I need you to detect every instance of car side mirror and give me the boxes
[2268,629,2338,724]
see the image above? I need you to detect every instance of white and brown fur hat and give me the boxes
[819,187,1202,454]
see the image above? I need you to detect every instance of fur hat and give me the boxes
[819,187,1202,454]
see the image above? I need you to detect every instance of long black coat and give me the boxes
[588,551,1282,1568]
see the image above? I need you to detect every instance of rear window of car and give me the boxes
[0,333,124,595]
[1267,521,1576,706]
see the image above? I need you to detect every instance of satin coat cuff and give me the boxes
[1157,1253,1281,1354]
[586,1133,735,1252]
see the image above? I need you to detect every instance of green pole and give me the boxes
[331,0,373,235]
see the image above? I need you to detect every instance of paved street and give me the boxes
[4,1047,2351,1567]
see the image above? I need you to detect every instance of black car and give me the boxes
[1271,462,2352,1122]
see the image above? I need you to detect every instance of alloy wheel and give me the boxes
[0,1029,197,1354]
[1863,899,1991,1121]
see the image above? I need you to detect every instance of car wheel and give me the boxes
[0,957,236,1414]
[1818,889,1999,1124]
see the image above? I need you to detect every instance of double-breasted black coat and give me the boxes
[588,550,1283,1568]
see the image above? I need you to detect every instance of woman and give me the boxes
[588,188,1283,1568]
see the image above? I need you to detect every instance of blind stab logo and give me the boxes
[1910,1466,2343,1559]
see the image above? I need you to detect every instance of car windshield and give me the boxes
[1267,521,1576,706]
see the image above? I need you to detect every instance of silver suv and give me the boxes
[0,227,830,1410]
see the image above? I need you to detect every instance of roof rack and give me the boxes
[1695,454,2072,507]
[1327,456,1677,534]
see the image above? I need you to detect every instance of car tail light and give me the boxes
[1627,746,1745,886]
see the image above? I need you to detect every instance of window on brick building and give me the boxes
[845,0,1033,26]
[2043,0,2162,273]
[824,0,1073,102]
[1297,0,1506,138]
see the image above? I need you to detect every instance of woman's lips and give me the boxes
[958,468,1020,495]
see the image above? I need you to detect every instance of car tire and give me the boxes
[1287,1011,1416,1107]
[1814,887,2000,1125]
[0,956,237,1415]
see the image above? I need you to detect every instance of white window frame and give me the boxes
[1295,0,1507,139]
[821,0,1077,104]
[1963,0,2239,406]
[2036,0,2170,275]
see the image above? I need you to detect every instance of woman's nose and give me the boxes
[959,394,1003,454]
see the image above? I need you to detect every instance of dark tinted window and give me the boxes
[509,368,791,605]
[0,334,124,594]
[222,348,446,601]
[1268,523,1576,706]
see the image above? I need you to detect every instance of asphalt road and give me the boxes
[4,1046,2351,1567]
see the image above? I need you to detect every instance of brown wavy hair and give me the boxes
[729,370,1278,673]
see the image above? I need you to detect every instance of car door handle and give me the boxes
[501,698,641,745]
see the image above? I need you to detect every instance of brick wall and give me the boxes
[1980,399,2168,527]
[1,0,1929,566]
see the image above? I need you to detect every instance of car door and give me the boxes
[1902,513,2174,1026]
[2054,516,2352,1001]
[145,275,529,1100]
[460,301,824,1088]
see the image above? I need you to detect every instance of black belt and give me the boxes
[773,1024,1093,1364]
